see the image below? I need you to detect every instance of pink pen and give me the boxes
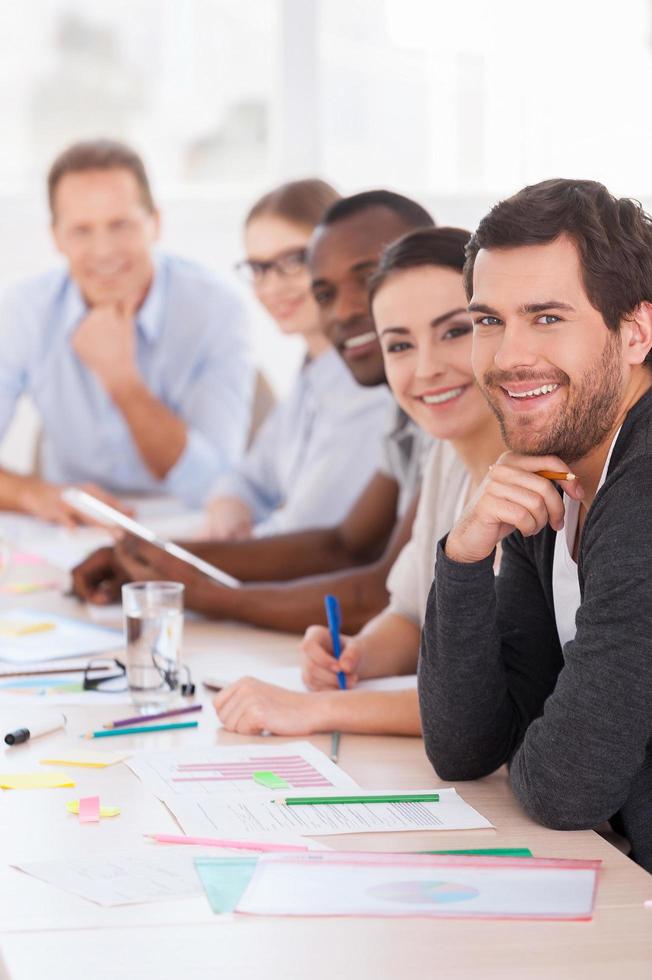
[144,833,309,853]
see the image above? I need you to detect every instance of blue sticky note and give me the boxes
[194,857,259,914]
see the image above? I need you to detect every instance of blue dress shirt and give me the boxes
[0,253,254,506]
[210,347,392,535]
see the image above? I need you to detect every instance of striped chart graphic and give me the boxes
[171,754,334,788]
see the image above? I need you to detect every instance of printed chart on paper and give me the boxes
[127,740,358,803]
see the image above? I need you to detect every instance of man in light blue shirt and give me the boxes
[0,139,253,522]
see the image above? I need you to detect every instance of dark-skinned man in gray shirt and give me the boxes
[419,178,652,873]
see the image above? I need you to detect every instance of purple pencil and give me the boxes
[103,703,203,729]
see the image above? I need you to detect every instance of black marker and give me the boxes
[4,713,66,745]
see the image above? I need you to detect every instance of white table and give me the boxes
[0,571,651,979]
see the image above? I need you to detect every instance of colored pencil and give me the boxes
[145,833,309,853]
[104,704,202,729]
[330,730,341,763]
[84,721,198,739]
[536,470,576,481]
[276,792,440,806]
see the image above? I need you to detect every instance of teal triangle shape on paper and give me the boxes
[194,857,259,914]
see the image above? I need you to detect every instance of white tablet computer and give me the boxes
[62,488,240,589]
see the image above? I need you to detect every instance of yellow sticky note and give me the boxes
[3,582,59,595]
[66,799,121,818]
[0,620,55,637]
[0,770,74,789]
[41,750,131,769]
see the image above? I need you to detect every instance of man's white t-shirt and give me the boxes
[552,430,621,647]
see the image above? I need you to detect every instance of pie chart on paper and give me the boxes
[368,880,480,905]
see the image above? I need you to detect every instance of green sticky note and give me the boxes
[420,848,533,858]
[252,770,289,789]
[195,857,259,914]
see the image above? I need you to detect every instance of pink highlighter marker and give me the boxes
[144,833,308,853]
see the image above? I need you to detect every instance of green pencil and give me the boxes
[84,720,199,739]
[277,792,440,806]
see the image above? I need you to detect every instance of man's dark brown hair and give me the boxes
[464,178,652,341]
[48,139,155,217]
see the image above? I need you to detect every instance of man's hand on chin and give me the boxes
[71,296,139,393]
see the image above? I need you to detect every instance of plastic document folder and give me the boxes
[231,851,601,920]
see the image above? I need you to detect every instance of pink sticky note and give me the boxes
[78,796,101,824]
[11,552,45,566]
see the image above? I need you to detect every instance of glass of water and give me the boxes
[121,581,184,710]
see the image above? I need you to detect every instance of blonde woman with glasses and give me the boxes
[205,179,391,540]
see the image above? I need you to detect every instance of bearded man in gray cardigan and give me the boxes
[419,178,652,873]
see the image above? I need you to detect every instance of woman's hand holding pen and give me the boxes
[300,625,364,691]
[445,451,585,565]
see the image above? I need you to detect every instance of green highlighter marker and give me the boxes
[278,793,440,806]
[420,848,533,858]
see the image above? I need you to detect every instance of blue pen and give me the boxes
[324,594,347,691]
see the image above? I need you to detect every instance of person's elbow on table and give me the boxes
[509,761,627,833]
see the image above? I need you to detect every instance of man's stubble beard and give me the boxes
[480,332,623,464]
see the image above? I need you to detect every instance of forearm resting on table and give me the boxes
[190,559,392,633]
[311,688,420,736]
[180,527,381,584]
[0,470,52,512]
[182,483,416,585]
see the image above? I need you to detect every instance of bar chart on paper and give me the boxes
[172,755,335,789]
[127,741,359,803]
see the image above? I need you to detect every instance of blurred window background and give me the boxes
[1,0,652,465]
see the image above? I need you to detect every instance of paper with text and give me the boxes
[168,787,492,839]
[12,849,206,907]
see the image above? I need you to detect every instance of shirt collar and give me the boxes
[302,346,348,400]
[60,254,166,342]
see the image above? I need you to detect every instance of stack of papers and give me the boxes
[127,744,492,841]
